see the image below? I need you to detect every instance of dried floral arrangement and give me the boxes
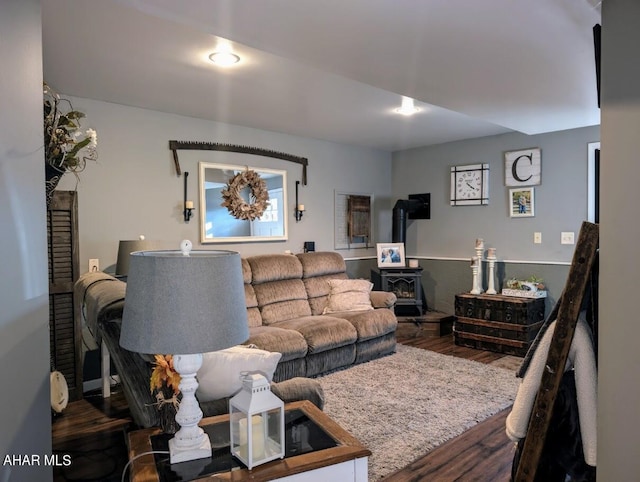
[220,168,270,221]
[150,354,181,433]
[150,354,181,394]
[505,275,546,291]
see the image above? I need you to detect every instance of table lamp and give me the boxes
[115,236,161,277]
[120,240,249,464]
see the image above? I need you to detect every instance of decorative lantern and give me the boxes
[229,372,285,470]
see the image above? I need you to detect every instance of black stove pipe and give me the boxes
[392,199,424,244]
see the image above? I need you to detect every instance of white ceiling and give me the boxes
[42,0,601,152]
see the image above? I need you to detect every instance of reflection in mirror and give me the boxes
[199,162,288,243]
[334,191,373,249]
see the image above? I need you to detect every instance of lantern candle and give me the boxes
[487,248,496,258]
[239,415,265,461]
[475,238,484,249]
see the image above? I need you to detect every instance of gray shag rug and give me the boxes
[316,344,520,481]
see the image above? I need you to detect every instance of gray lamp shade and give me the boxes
[119,250,249,355]
[115,239,162,276]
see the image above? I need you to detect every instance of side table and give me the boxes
[127,400,370,482]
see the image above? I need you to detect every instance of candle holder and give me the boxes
[230,373,285,470]
[470,257,481,294]
[474,239,484,294]
[184,171,194,222]
[294,180,305,222]
[486,249,497,295]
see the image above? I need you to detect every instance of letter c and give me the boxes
[512,154,533,183]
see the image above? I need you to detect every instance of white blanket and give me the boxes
[505,316,597,466]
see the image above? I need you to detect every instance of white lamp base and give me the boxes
[169,434,212,464]
[169,353,212,464]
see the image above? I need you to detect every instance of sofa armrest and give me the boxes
[199,377,325,419]
[271,377,324,410]
[370,290,397,309]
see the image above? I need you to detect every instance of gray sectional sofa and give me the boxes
[76,251,397,428]
[242,251,398,380]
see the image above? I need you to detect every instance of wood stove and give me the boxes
[371,267,425,316]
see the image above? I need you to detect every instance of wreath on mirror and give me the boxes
[220,168,270,221]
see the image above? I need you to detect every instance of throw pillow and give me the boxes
[322,278,374,314]
[196,345,282,402]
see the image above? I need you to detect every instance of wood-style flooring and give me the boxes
[52,332,520,482]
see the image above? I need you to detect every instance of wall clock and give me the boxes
[450,163,489,205]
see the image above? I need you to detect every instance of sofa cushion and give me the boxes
[248,254,303,284]
[298,252,349,315]
[254,279,311,324]
[241,258,252,284]
[303,274,348,315]
[246,326,308,362]
[334,308,398,341]
[196,345,282,402]
[248,254,312,324]
[242,259,262,328]
[273,316,358,354]
[322,279,374,314]
[297,251,346,277]
[245,284,262,328]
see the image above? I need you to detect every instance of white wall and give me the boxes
[598,1,640,478]
[0,1,52,480]
[56,98,393,272]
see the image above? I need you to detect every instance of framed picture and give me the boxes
[504,148,541,186]
[376,243,406,268]
[509,187,535,217]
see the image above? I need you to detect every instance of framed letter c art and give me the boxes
[504,148,541,187]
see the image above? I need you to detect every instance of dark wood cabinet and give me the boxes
[48,191,82,400]
[454,293,545,357]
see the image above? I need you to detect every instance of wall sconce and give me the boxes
[295,180,305,222]
[184,171,194,222]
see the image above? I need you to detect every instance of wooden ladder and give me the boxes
[513,221,599,481]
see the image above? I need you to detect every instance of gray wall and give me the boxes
[391,126,598,311]
[0,1,52,480]
[392,126,599,261]
[56,98,393,271]
[599,1,640,478]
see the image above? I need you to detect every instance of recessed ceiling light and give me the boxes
[395,96,421,116]
[209,51,240,66]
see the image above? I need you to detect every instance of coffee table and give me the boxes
[127,400,370,481]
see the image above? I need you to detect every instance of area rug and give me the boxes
[316,344,520,481]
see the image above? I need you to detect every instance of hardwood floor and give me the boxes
[383,331,518,481]
[52,332,520,481]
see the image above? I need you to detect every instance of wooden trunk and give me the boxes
[454,293,545,357]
